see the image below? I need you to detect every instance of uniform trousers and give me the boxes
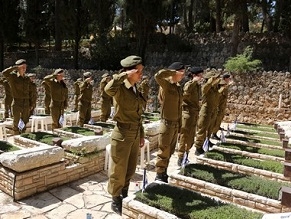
[50,101,64,129]
[44,94,51,114]
[156,120,179,173]
[4,95,13,118]
[107,124,140,197]
[212,108,225,134]
[12,98,30,134]
[177,109,199,159]
[73,94,79,111]
[100,99,111,122]
[78,100,91,127]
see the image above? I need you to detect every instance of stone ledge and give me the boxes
[225,139,282,150]
[169,173,291,213]
[53,129,84,139]
[14,135,42,148]
[0,145,64,172]
[122,195,179,219]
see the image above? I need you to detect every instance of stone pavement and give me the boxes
[0,144,195,219]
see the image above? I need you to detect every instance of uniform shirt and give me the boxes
[41,80,51,97]
[29,81,37,107]
[105,71,145,138]
[100,78,112,101]
[182,79,201,111]
[155,69,183,122]
[74,80,81,95]
[2,67,32,101]
[201,77,220,109]
[43,75,68,106]
[79,80,93,102]
[138,79,150,100]
[0,78,12,98]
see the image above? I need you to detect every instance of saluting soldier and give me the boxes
[177,67,203,166]
[137,75,150,110]
[77,72,93,127]
[72,78,82,112]
[99,72,113,122]
[210,72,232,140]
[105,55,146,215]
[0,76,13,118]
[193,70,221,156]
[1,59,33,135]
[41,78,51,115]
[27,73,37,116]
[43,69,68,130]
[154,62,185,183]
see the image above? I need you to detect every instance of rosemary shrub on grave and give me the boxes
[62,126,95,136]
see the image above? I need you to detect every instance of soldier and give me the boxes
[154,62,185,183]
[27,73,37,116]
[99,72,113,122]
[41,78,51,115]
[77,72,93,127]
[210,72,232,141]
[193,70,221,156]
[105,55,146,215]
[1,59,33,135]
[137,75,150,110]
[72,78,82,112]
[43,69,68,130]
[0,76,13,118]
[177,67,203,166]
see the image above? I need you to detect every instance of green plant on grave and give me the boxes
[223,46,262,73]
[0,141,20,152]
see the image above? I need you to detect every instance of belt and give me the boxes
[117,122,141,130]
[161,119,179,126]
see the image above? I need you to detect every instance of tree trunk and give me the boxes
[241,0,249,32]
[55,0,62,51]
[215,0,222,32]
[0,40,3,71]
[73,0,81,69]
[273,0,283,32]
[261,0,273,32]
[231,15,240,57]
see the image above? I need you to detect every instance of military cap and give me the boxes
[222,72,231,79]
[77,78,82,82]
[15,59,26,65]
[204,71,221,79]
[120,55,142,68]
[83,72,92,78]
[142,75,148,80]
[53,68,64,75]
[168,62,185,71]
[102,73,110,78]
[27,73,36,77]
[189,67,203,74]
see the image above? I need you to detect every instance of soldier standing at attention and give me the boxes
[0,76,13,118]
[41,77,51,115]
[137,75,150,110]
[193,70,221,156]
[177,67,203,166]
[43,69,68,130]
[105,55,146,215]
[72,78,82,112]
[99,73,113,122]
[154,62,185,183]
[77,72,93,127]
[27,73,37,116]
[1,59,32,135]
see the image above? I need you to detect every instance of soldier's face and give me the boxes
[132,64,144,83]
[18,64,27,74]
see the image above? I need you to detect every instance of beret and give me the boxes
[120,55,142,68]
[222,72,231,79]
[53,68,64,75]
[102,73,110,78]
[204,71,221,79]
[83,72,92,78]
[15,59,26,65]
[77,78,82,82]
[142,75,148,80]
[168,62,185,71]
[27,73,36,77]
[189,67,203,74]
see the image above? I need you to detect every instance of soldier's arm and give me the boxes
[104,72,128,97]
[1,66,18,79]
[43,74,55,86]
[154,69,176,88]
[64,88,69,109]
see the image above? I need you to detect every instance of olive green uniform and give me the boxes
[100,78,113,122]
[105,71,145,198]
[73,80,81,111]
[194,77,220,150]
[177,79,201,159]
[137,78,150,109]
[29,80,37,115]
[0,77,13,118]
[41,80,51,114]
[2,66,32,134]
[155,69,183,174]
[211,81,229,134]
[44,75,68,129]
[78,79,93,127]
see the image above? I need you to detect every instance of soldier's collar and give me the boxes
[123,78,134,89]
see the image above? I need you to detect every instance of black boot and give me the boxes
[155,172,168,183]
[121,188,128,199]
[111,196,122,215]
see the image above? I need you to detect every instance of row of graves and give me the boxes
[0,110,291,218]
